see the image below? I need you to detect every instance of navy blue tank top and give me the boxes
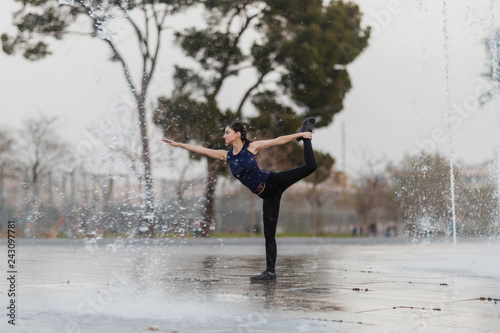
[227,144,270,194]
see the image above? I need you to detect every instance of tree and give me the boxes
[0,128,14,178]
[390,152,459,237]
[354,151,391,236]
[482,29,500,234]
[154,0,370,236]
[75,109,171,235]
[13,115,73,234]
[2,0,195,237]
[481,29,500,102]
[459,181,496,235]
[0,128,14,224]
[15,115,73,192]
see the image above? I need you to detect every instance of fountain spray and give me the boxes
[489,0,500,237]
[441,0,458,248]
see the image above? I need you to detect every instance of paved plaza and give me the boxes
[0,237,499,332]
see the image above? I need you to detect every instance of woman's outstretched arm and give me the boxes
[162,139,227,160]
[248,132,312,154]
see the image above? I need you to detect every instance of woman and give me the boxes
[162,118,317,283]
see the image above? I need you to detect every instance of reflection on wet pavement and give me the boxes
[0,238,498,332]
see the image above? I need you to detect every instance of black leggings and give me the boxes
[258,139,317,273]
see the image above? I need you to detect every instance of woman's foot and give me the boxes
[297,117,315,141]
[249,270,277,283]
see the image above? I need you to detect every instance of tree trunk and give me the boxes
[310,187,318,237]
[311,199,317,237]
[103,176,113,237]
[250,193,256,237]
[48,171,53,207]
[175,182,188,237]
[0,170,4,219]
[202,159,220,237]
[317,200,324,235]
[137,97,156,238]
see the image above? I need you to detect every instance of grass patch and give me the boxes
[276,232,357,238]
[49,231,361,239]
[210,233,262,238]
[210,232,358,238]
[316,233,361,238]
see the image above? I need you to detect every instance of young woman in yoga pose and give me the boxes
[162,118,317,283]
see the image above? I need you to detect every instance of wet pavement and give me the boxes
[0,237,499,332]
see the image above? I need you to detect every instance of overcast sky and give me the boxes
[1,0,500,177]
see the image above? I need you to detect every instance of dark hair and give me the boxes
[229,122,251,145]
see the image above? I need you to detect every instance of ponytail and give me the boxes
[229,122,251,146]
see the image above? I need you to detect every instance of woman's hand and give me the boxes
[161,139,227,160]
[301,132,313,140]
[161,138,181,147]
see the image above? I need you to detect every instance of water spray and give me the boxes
[441,0,458,248]
[490,0,500,238]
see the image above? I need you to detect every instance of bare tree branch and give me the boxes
[212,6,262,98]
[236,72,266,117]
[104,39,139,100]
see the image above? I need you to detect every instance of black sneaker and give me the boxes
[296,117,315,141]
[249,271,277,283]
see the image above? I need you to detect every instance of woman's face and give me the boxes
[223,126,240,145]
